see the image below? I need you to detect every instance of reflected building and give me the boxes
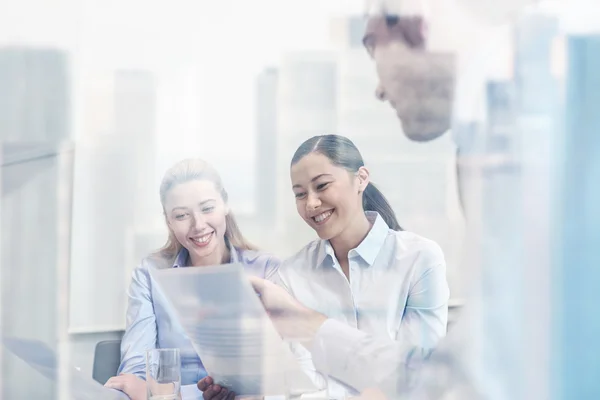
[114,70,158,234]
[558,33,600,399]
[514,13,560,115]
[275,51,338,256]
[113,71,163,274]
[69,70,161,335]
[0,46,72,399]
[255,68,278,228]
[467,12,561,399]
[330,15,366,49]
[485,81,516,155]
[0,47,69,142]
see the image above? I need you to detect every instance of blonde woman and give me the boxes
[105,158,279,400]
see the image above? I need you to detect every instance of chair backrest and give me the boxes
[92,340,122,385]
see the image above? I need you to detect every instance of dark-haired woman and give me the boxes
[199,135,448,400]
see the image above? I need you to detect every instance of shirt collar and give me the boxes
[354,211,390,265]
[172,248,189,268]
[316,211,390,267]
[172,242,239,268]
[229,244,241,263]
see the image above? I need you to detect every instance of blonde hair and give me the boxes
[156,158,256,261]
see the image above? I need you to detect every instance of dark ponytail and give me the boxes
[363,182,402,231]
[292,134,403,231]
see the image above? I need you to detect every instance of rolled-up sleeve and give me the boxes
[311,259,448,397]
[117,261,158,379]
[311,319,432,397]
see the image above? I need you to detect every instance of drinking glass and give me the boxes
[146,348,181,400]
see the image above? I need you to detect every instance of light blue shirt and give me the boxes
[118,245,280,385]
[274,211,449,398]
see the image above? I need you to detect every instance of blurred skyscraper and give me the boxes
[0,47,69,142]
[275,51,337,256]
[255,68,279,226]
[558,33,600,399]
[113,71,163,277]
[114,70,158,232]
[467,11,561,399]
[329,15,365,49]
[69,70,162,334]
[514,12,560,115]
[0,46,73,399]
[485,81,517,155]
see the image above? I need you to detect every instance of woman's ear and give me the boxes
[357,167,370,193]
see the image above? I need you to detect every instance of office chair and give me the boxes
[92,340,122,385]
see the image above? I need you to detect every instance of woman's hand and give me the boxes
[249,276,327,343]
[197,376,236,400]
[105,373,147,400]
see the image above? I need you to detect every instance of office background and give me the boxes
[1,0,598,398]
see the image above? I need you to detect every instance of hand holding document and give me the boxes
[150,264,317,397]
[247,276,327,343]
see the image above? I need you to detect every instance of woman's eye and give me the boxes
[202,206,215,213]
[294,192,306,199]
[175,214,187,220]
[317,182,330,190]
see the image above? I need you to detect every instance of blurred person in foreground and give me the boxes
[360,0,556,399]
[105,158,279,400]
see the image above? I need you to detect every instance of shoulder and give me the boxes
[391,230,446,271]
[236,248,282,279]
[236,247,281,265]
[282,239,322,268]
[140,253,173,271]
[125,255,166,293]
[268,239,323,291]
[277,239,323,282]
[130,253,173,280]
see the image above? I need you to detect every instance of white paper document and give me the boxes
[1,337,129,400]
[151,263,317,397]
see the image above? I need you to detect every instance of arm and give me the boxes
[251,247,448,398]
[310,320,431,397]
[311,262,449,396]
[117,261,158,378]
[249,277,432,399]
[396,262,449,347]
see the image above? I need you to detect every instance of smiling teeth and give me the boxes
[192,233,212,243]
[314,210,332,223]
